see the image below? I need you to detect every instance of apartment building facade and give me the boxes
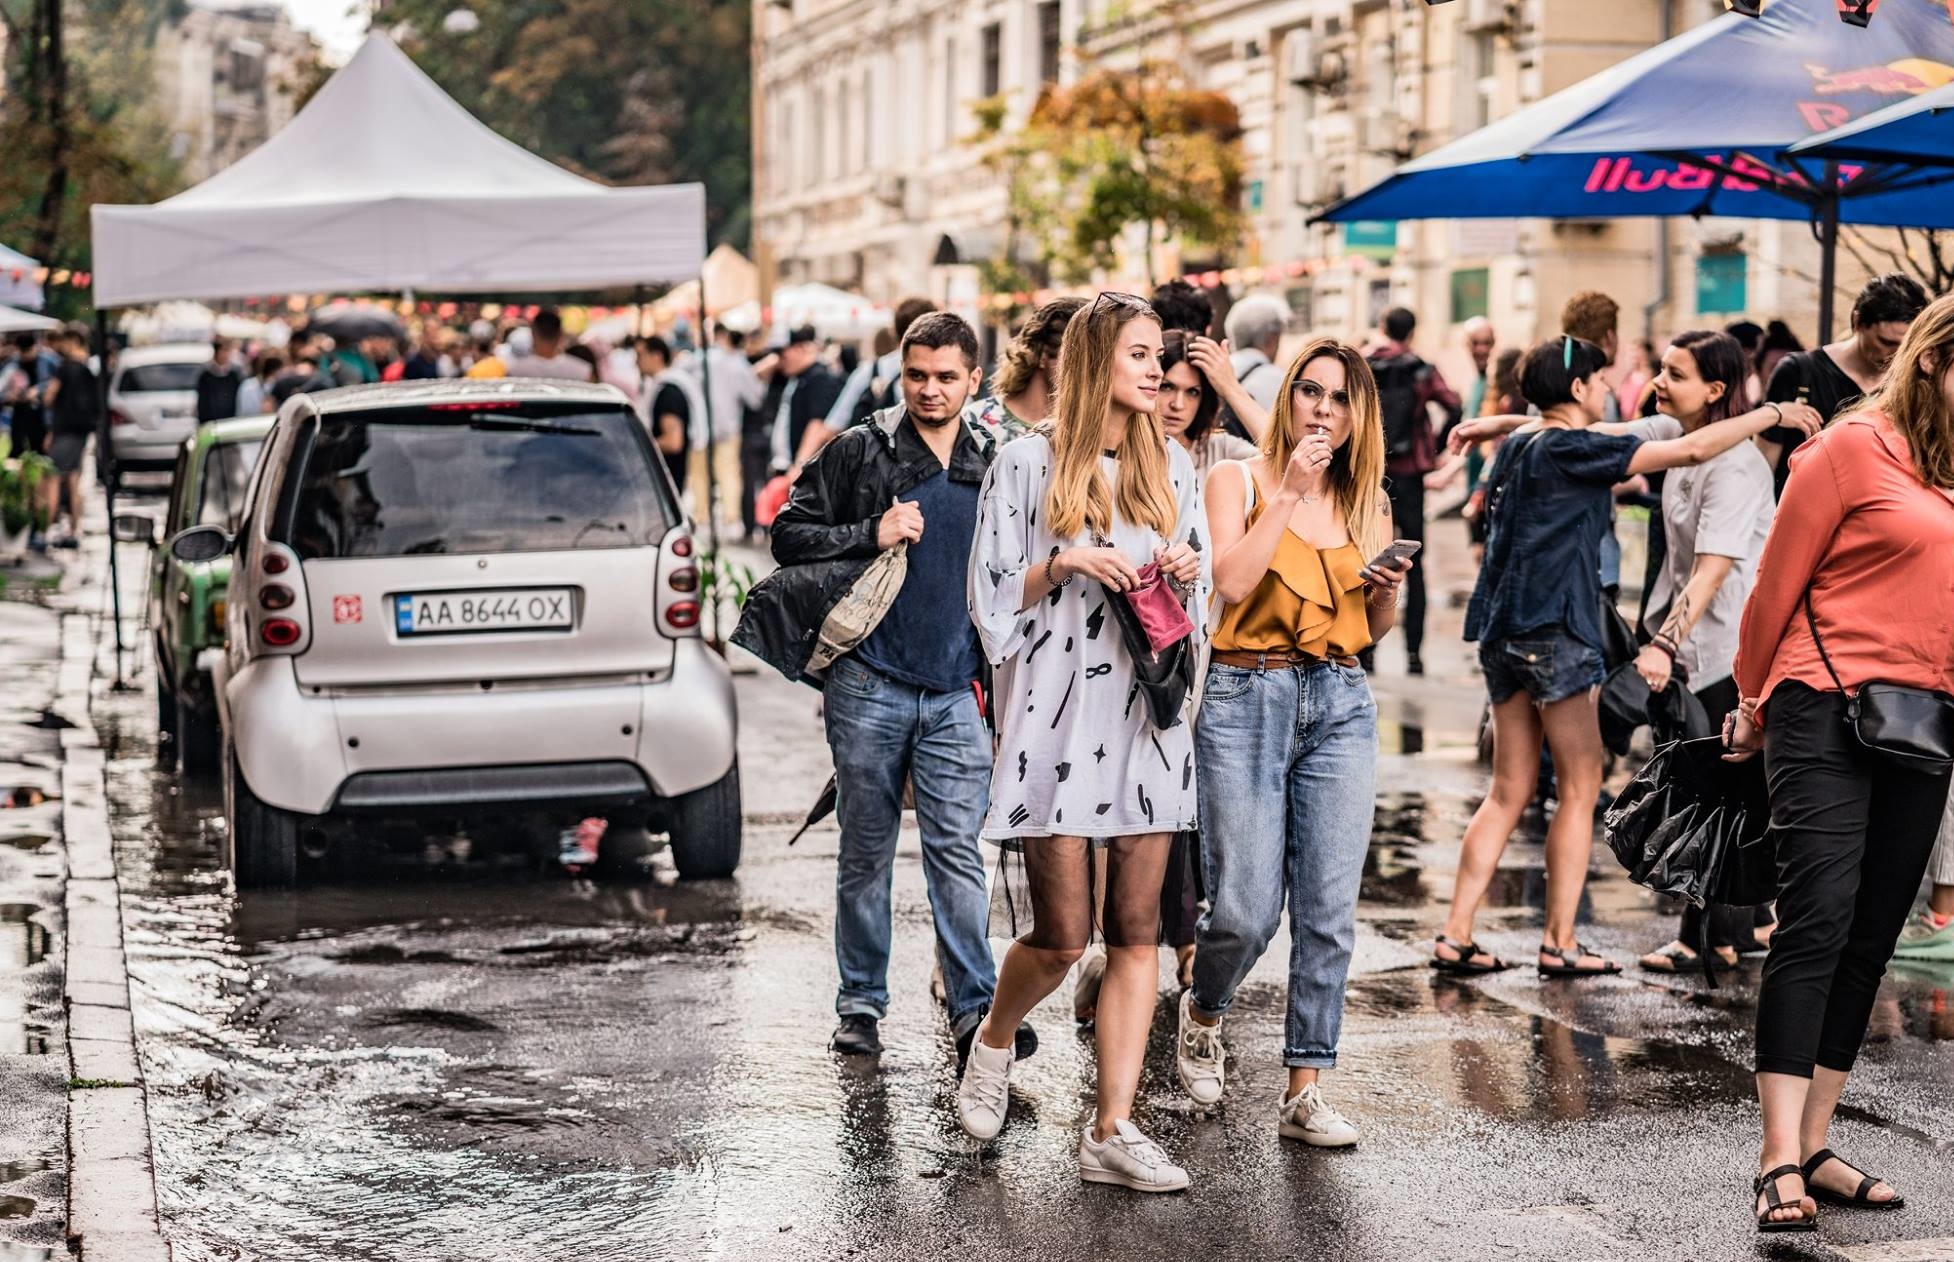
[155,2,319,185]
[753,0,1886,359]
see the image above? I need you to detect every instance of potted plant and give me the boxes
[697,550,757,654]
[0,446,53,560]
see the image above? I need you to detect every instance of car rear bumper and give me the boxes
[225,639,737,815]
[111,428,193,466]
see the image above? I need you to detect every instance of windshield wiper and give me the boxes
[462,418,601,436]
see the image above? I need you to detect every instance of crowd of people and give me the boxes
[731,272,1954,1225]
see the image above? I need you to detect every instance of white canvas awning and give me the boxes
[0,305,60,334]
[0,244,44,310]
[90,35,705,308]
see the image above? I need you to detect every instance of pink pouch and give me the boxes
[1123,561,1193,655]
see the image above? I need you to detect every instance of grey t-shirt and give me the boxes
[1623,415,1775,687]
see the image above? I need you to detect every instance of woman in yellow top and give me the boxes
[1170,337,1412,1149]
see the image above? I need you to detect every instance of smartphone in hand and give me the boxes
[1366,539,1422,572]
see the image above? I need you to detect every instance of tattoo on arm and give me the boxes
[1659,593,1694,646]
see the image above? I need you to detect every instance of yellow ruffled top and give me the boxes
[1211,500,1373,658]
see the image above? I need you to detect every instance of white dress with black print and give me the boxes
[967,434,1211,843]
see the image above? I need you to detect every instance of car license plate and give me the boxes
[393,588,574,636]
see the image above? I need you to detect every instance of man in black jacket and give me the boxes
[734,312,1033,1069]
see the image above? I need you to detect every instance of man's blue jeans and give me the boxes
[823,655,996,1037]
[1191,661,1377,1068]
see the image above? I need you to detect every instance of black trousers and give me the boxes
[1384,475,1426,659]
[739,438,772,536]
[1755,682,1952,1077]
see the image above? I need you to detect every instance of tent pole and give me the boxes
[696,268,722,645]
[94,306,128,691]
[1817,164,1841,345]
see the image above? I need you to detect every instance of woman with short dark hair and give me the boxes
[1433,336,1818,981]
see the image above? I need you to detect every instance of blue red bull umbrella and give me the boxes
[1317,0,1954,334]
[1790,68,1954,163]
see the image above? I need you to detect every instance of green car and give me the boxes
[145,416,272,773]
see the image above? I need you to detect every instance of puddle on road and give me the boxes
[0,1199,31,1221]
[0,904,53,1057]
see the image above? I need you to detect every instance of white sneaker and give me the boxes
[1175,990,1225,1106]
[956,1033,1013,1141]
[1072,944,1107,1023]
[1278,1082,1360,1148]
[1078,1118,1190,1192]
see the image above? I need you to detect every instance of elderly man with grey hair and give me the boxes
[1224,294,1290,421]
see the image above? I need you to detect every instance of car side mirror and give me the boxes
[168,525,232,563]
[111,513,158,546]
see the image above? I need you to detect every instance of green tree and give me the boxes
[973,48,1245,287]
[0,0,184,312]
[379,0,752,249]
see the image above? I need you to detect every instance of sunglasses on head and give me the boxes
[1089,291,1153,318]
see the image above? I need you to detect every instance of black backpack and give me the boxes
[1368,351,1429,461]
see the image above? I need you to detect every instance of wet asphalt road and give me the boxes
[92,515,1954,1262]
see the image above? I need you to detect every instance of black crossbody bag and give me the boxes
[1804,595,1954,774]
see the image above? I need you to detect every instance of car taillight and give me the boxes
[109,408,134,428]
[263,553,290,575]
[664,601,700,631]
[261,618,301,647]
[259,584,295,610]
[209,598,226,635]
[668,567,698,593]
[670,535,694,558]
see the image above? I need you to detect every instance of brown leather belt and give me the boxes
[1211,649,1360,670]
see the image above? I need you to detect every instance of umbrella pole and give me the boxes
[95,306,129,691]
[1816,166,1841,344]
[696,268,722,644]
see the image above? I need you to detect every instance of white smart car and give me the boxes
[167,379,740,886]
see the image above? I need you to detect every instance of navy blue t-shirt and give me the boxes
[854,466,983,693]
[1464,427,1643,652]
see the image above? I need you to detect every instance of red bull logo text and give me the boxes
[1805,57,1954,95]
[1583,154,1865,196]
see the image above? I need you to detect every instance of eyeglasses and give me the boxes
[1293,379,1352,410]
[1089,291,1153,318]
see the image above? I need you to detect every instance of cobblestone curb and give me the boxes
[58,611,171,1262]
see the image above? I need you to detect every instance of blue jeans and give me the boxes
[823,656,996,1036]
[1478,627,1605,706]
[1190,661,1377,1068]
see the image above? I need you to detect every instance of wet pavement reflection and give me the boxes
[89,580,1954,1262]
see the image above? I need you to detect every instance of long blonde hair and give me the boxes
[1045,297,1178,540]
[1258,337,1389,557]
[1866,292,1954,489]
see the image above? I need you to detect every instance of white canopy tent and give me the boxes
[0,304,60,335]
[89,34,705,307]
[0,244,45,310]
[720,283,891,342]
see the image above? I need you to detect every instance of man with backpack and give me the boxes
[1367,307,1461,676]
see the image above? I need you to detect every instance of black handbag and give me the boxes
[1101,583,1195,728]
[1805,596,1954,774]
[1604,737,1777,984]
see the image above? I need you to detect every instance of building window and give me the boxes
[944,34,958,142]
[1038,1,1062,86]
[862,70,874,169]
[1450,267,1490,323]
[811,88,826,187]
[982,21,1002,98]
[1697,251,1748,315]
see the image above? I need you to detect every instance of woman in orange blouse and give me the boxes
[1726,294,1954,1233]
[1168,338,1412,1149]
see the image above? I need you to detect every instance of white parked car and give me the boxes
[167,379,741,886]
[109,343,211,471]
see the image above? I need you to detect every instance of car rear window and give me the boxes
[118,363,203,392]
[276,403,673,560]
[197,440,263,531]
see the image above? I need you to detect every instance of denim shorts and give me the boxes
[1479,628,1605,706]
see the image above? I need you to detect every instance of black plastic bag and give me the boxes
[1597,664,1713,757]
[1604,737,1775,909]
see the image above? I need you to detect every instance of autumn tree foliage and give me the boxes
[975,59,1246,288]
